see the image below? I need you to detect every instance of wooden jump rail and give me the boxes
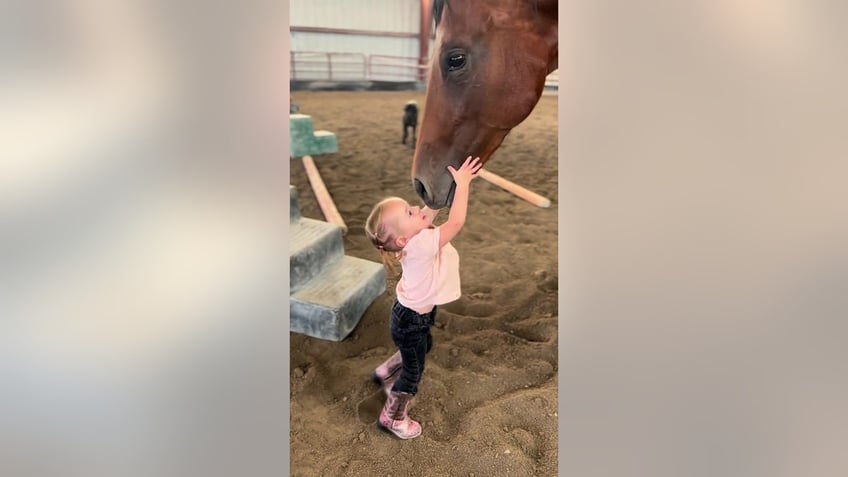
[478,169,551,208]
[301,155,348,234]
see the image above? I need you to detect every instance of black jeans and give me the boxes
[389,300,436,396]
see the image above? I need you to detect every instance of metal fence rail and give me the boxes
[291,51,424,83]
[545,69,559,89]
[290,52,368,81]
[290,51,558,89]
[367,54,424,81]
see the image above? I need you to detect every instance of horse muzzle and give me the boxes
[413,175,456,210]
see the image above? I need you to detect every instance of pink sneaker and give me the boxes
[377,391,422,440]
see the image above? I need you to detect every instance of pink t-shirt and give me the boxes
[395,227,461,314]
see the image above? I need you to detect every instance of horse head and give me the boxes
[412,0,558,209]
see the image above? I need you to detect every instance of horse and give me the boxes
[411,0,558,209]
[402,100,419,147]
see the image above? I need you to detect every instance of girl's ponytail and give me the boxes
[365,197,405,278]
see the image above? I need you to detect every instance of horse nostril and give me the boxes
[413,178,428,201]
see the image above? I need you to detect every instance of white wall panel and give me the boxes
[290,0,429,81]
[291,33,420,81]
[290,0,419,34]
[291,33,417,58]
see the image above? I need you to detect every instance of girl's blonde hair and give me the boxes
[364,197,405,277]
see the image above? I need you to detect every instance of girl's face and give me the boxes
[384,199,435,248]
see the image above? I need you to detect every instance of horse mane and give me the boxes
[433,0,448,28]
[433,0,545,28]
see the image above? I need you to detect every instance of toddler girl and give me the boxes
[364,156,482,439]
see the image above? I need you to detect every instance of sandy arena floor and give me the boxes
[290,90,558,476]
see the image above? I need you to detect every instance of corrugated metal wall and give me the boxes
[290,0,419,33]
[289,1,557,88]
[290,0,420,61]
[291,33,418,59]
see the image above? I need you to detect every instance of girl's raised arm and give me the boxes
[438,156,482,248]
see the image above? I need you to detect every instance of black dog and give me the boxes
[402,100,418,146]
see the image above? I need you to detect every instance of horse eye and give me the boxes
[447,54,466,71]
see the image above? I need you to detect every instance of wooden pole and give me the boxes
[302,155,348,234]
[478,169,551,208]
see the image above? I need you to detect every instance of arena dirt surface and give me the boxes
[289,90,558,476]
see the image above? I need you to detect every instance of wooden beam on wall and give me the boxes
[418,0,433,81]
[290,26,417,39]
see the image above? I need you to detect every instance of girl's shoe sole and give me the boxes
[375,421,420,440]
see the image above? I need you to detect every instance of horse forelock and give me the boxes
[433,0,445,27]
[433,0,551,29]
